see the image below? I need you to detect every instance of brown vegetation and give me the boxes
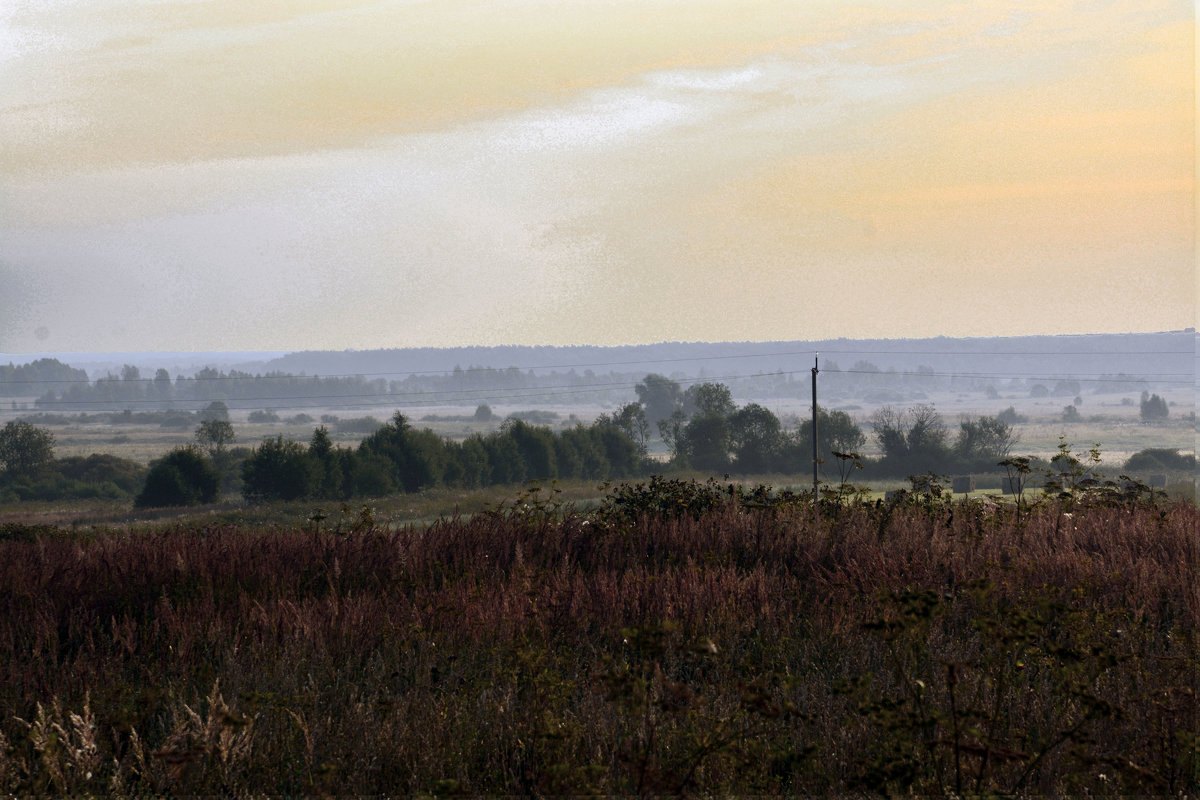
[0,490,1195,796]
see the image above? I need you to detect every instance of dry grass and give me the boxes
[0,493,1195,795]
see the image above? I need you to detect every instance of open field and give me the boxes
[0,487,1195,796]
[1,384,1192,519]
[1,392,1192,468]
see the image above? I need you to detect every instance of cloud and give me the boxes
[0,0,1192,350]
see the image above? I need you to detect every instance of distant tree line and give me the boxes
[1,368,1190,508]
[6,356,1166,416]
[0,359,91,397]
[625,374,1020,480]
[23,361,636,409]
[135,412,648,506]
[0,408,1191,509]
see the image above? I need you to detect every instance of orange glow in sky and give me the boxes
[0,0,1193,351]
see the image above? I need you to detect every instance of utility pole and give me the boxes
[811,354,819,503]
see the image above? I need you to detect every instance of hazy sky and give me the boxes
[0,0,1194,353]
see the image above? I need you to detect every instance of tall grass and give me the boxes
[0,491,1195,796]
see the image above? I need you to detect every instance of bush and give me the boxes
[198,401,230,423]
[1125,448,1195,473]
[336,416,383,434]
[1140,392,1169,422]
[56,454,147,496]
[135,447,221,508]
[241,437,318,502]
[348,453,396,497]
[996,406,1026,424]
[506,410,559,425]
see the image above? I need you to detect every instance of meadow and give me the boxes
[6,389,1192,468]
[0,481,1195,796]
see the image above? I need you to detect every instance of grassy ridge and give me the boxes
[0,491,1196,795]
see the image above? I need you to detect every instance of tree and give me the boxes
[561,425,610,479]
[1139,391,1169,422]
[953,414,1018,469]
[503,419,557,480]
[135,446,220,507]
[906,404,948,456]
[634,374,684,430]
[481,431,526,485]
[457,435,494,487]
[589,420,644,478]
[1124,448,1195,473]
[996,406,1025,425]
[729,403,782,475]
[681,413,731,473]
[308,425,347,499]
[153,368,173,401]
[199,400,230,423]
[792,409,866,465]
[359,412,448,492]
[241,436,318,502]
[683,383,735,419]
[871,404,950,475]
[603,402,649,452]
[552,433,584,480]
[0,420,56,480]
[658,409,688,461]
[870,406,908,462]
[347,453,396,497]
[195,419,236,457]
[1052,379,1081,397]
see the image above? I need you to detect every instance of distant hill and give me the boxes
[244,331,1195,385]
[2,331,1193,415]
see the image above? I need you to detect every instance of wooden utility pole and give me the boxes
[811,354,819,502]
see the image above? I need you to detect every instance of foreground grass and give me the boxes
[0,488,1196,796]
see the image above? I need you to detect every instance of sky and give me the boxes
[0,0,1194,353]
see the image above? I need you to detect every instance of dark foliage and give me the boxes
[1140,391,1170,422]
[0,492,1193,796]
[1124,447,1196,473]
[241,437,318,502]
[135,446,221,508]
[0,421,56,480]
[55,454,147,496]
